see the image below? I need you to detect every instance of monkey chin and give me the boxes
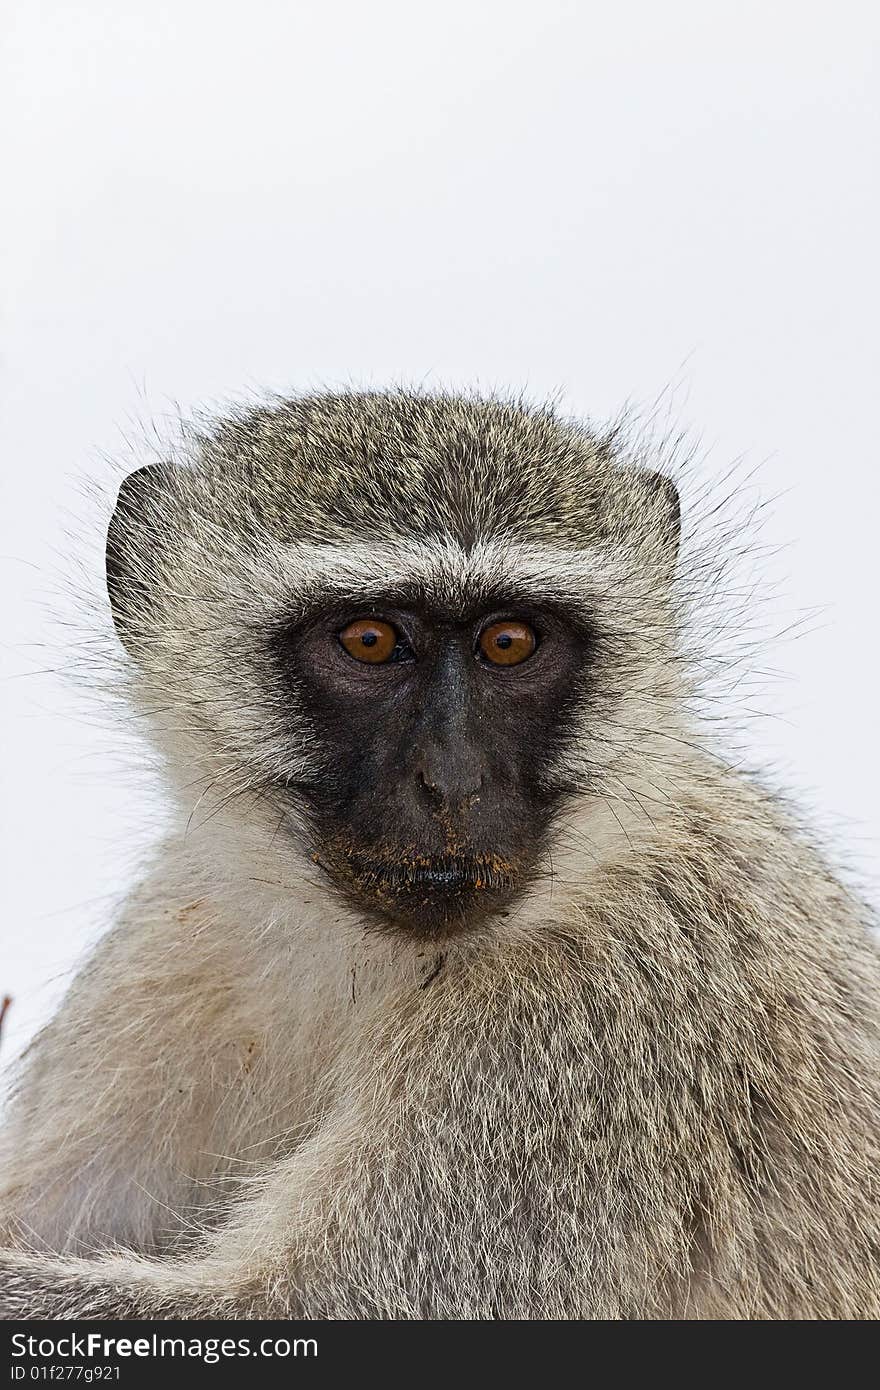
[315,847,523,938]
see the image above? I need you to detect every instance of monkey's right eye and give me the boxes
[338,618,402,664]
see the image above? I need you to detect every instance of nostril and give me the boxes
[418,769,441,798]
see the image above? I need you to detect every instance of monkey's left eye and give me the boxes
[478,620,538,667]
[339,618,406,664]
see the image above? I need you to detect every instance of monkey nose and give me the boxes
[416,766,483,811]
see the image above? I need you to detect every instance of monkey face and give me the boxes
[273,596,594,935]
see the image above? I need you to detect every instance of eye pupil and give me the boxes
[361,632,378,647]
[495,634,513,650]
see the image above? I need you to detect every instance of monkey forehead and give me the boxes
[232,534,630,622]
[197,390,615,549]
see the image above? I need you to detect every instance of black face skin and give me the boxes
[274,596,593,937]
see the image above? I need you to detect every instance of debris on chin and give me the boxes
[364,898,502,940]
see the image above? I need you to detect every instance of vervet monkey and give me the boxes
[1,390,877,1319]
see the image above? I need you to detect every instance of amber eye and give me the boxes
[478,619,537,667]
[339,618,399,664]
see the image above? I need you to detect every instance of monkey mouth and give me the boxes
[355,854,516,894]
[312,844,522,933]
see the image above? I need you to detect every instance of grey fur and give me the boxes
[1,388,877,1319]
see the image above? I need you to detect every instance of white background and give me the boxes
[1,1,878,1067]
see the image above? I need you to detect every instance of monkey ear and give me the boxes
[106,464,173,654]
[625,470,681,578]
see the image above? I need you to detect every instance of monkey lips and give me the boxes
[312,841,523,934]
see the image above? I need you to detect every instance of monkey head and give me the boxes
[105,391,681,937]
